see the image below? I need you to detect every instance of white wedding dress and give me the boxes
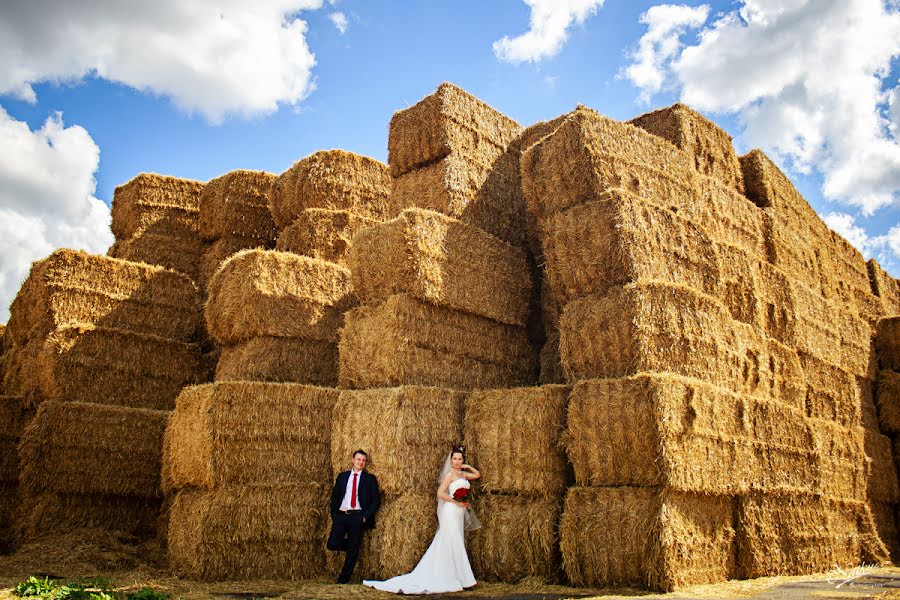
[363,478,477,594]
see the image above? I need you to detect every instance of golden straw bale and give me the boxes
[694,175,767,255]
[559,282,804,408]
[168,484,326,581]
[331,386,465,495]
[756,261,797,344]
[714,241,764,327]
[876,370,900,433]
[339,295,536,390]
[17,492,161,540]
[29,324,202,410]
[0,396,30,483]
[565,375,814,494]
[877,317,900,370]
[5,249,200,345]
[629,103,745,195]
[0,483,15,551]
[865,429,900,503]
[539,331,565,385]
[735,492,867,578]
[205,249,354,345]
[351,208,532,326]
[163,382,338,492]
[388,82,522,178]
[559,486,735,591]
[521,106,698,223]
[198,235,271,290]
[798,352,861,427]
[464,386,569,495]
[870,260,900,316]
[18,402,167,498]
[275,208,379,266]
[860,377,880,431]
[872,501,900,561]
[199,170,276,242]
[764,216,827,294]
[111,173,204,240]
[108,225,204,280]
[539,189,720,305]
[820,228,876,308]
[215,336,337,386]
[269,150,391,228]
[468,493,560,582]
[352,492,439,580]
[809,418,867,501]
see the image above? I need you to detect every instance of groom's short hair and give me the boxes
[352,449,368,458]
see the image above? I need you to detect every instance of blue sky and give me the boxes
[1,0,898,321]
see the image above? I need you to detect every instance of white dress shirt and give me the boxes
[339,468,365,511]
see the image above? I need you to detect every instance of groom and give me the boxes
[327,449,381,584]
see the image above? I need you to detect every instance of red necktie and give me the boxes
[351,472,358,509]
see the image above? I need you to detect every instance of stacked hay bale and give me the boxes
[521,104,879,590]
[107,173,205,280]
[874,317,900,557]
[2,249,203,541]
[162,382,339,580]
[0,395,29,552]
[464,385,569,582]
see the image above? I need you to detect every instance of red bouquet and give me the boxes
[452,488,469,502]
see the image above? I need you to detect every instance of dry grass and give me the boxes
[5,249,200,345]
[275,208,379,266]
[351,208,532,326]
[111,173,204,240]
[798,352,862,427]
[205,249,354,345]
[330,386,465,495]
[162,382,339,492]
[870,259,900,316]
[871,501,900,560]
[199,170,277,242]
[198,235,271,290]
[464,385,569,495]
[0,396,30,484]
[559,486,735,591]
[808,418,867,502]
[339,294,536,390]
[107,224,205,280]
[878,317,900,371]
[876,370,900,432]
[864,429,900,504]
[269,150,391,228]
[215,336,338,386]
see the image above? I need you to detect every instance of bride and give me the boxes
[363,445,482,594]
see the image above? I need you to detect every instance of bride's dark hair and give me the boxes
[451,444,466,460]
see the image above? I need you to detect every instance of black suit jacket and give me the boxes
[331,470,381,529]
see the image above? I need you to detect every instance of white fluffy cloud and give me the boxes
[0,0,323,123]
[329,12,349,34]
[824,212,900,274]
[0,107,113,323]
[624,0,900,216]
[494,0,605,63]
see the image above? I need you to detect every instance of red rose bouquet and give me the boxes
[452,487,469,502]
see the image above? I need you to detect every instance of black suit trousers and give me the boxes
[327,511,364,582]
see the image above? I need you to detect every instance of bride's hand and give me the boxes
[459,501,471,509]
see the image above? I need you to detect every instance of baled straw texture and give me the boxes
[30,324,202,410]
[214,336,338,386]
[205,249,354,345]
[0,396,30,483]
[565,374,814,494]
[17,492,161,540]
[111,173,203,240]
[876,370,900,432]
[695,175,768,255]
[764,215,829,294]
[877,317,900,370]
[467,493,560,583]
[269,149,391,228]
[521,106,698,223]
[629,103,745,194]
[199,170,277,242]
[107,223,204,280]
[339,294,536,390]
[559,282,806,409]
[162,382,338,492]
[351,208,532,326]
[18,401,167,498]
[463,385,569,495]
[798,352,861,426]
[870,259,900,316]
[559,486,735,591]
[0,482,15,551]
[808,417,867,501]
[168,484,327,581]
[539,331,565,385]
[5,249,200,345]
[860,376,880,430]
[864,429,900,504]
[872,501,900,560]
[539,188,720,305]
[388,82,522,178]
[330,386,465,495]
[198,235,270,290]
[735,492,868,578]
[275,208,379,266]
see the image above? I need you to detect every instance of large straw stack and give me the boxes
[874,317,900,557]
[521,104,883,590]
[163,382,338,580]
[0,396,29,551]
[464,386,569,582]
[204,249,354,386]
[107,173,205,280]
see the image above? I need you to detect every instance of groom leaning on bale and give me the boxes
[328,449,381,583]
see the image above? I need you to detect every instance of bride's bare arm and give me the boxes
[461,464,481,480]
[437,472,456,502]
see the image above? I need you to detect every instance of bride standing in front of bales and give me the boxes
[363,445,481,594]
